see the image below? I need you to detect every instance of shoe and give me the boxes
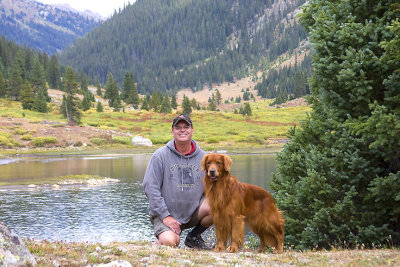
[184,234,210,250]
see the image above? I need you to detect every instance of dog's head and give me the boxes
[201,153,232,181]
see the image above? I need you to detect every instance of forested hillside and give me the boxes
[0,0,101,54]
[60,0,308,94]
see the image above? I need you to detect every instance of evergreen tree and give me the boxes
[30,56,49,101]
[20,80,34,110]
[215,89,222,105]
[104,73,121,108]
[123,72,140,108]
[96,101,104,112]
[95,77,102,96]
[49,55,60,89]
[241,102,252,116]
[80,73,89,92]
[171,94,178,109]
[32,90,48,113]
[82,93,92,111]
[160,92,172,113]
[0,72,5,98]
[141,97,150,111]
[60,67,82,124]
[208,99,217,111]
[121,72,133,101]
[150,91,161,112]
[271,0,400,250]
[7,61,23,100]
[182,95,192,115]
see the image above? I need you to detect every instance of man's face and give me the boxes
[172,120,193,143]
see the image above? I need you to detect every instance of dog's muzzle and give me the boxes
[208,169,217,181]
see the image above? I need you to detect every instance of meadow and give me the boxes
[0,98,310,153]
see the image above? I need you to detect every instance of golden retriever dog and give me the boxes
[201,153,284,253]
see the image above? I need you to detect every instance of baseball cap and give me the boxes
[172,114,193,128]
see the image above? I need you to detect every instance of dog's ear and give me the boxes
[201,155,208,171]
[223,154,232,172]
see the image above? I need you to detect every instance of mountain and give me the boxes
[52,3,105,21]
[60,0,308,94]
[0,0,101,54]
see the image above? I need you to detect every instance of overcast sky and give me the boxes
[36,0,132,18]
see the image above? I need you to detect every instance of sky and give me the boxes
[36,0,132,18]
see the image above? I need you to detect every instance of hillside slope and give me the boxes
[0,0,101,54]
[60,0,308,93]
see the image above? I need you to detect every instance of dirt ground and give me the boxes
[0,116,129,149]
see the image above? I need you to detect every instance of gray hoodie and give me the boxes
[143,139,206,224]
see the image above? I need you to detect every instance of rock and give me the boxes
[0,221,37,266]
[94,260,132,267]
[131,136,153,147]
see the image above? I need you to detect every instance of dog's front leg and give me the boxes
[228,215,245,252]
[214,222,228,252]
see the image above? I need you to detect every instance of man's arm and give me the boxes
[143,154,170,221]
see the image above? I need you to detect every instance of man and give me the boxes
[143,114,212,249]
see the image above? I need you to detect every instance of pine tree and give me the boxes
[104,73,121,108]
[182,95,192,115]
[160,92,172,113]
[80,73,89,93]
[49,55,60,89]
[208,100,216,111]
[215,89,222,105]
[242,102,252,116]
[8,61,23,100]
[30,57,49,101]
[150,91,161,112]
[32,90,48,113]
[96,101,104,112]
[60,67,82,124]
[171,94,178,109]
[82,93,92,111]
[95,77,102,96]
[0,72,5,98]
[128,77,140,108]
[121,72,133,101]
[141,97,150,111]
[271,0,400,250]
[20,80,34,110]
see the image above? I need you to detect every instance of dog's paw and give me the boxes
[214,246,225,252]
[227,245,239,253]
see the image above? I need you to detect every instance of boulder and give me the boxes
[94,260,132,267]
[131,136,153,147]
[0,221,37,266]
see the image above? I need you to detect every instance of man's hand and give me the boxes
[163,216,181,235]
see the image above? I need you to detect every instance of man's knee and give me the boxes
[157,230,180,247]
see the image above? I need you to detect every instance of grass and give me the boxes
[0,98,311,151]
[24,239,400,267]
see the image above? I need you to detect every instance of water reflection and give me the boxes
[0,154,277,243]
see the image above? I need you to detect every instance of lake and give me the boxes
[0,153,277,244]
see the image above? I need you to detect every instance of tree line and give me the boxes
[60,0,308,95]
[1,35,253,125]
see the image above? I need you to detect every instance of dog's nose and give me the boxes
[209,169,216,176]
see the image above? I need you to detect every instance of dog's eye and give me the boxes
[216,162,221,165]
[207,162,211,165]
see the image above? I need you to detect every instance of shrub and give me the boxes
[21,134,33,141]
[206,137,220,144]
[14,128,28,135]
[32,137,58,147]
[112,136,130,145]
[149,136,170,145]
[90,138,108,145]
[0,135,12,146]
